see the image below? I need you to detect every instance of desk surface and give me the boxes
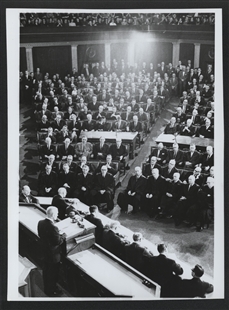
[155,133,214,148]
[68,247,156,298]
[80,131,138,141]
[19,204,94,241]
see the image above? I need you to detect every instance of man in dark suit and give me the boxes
[87,95,100,111]
[178,265,213,298]
[160,172,183,218]
[200,146,214,172]
[95,154,118,176]
[111,115,127,132]
[67,114,81,142]
[147,244,183,297]
[81,113,96,131]
[169,73,178,97]
[172,107,186,125]
[145,168,166,217]
[129,115,143,133]
[58,163,75,197]
[124,232,153,274]
[92,165,115,212]
[161,159,178,180]
[92,136,109,160]
[167,143,184,168]
[37,206,66,297]
[59,155,77,174]
[179,119,196,136]
[198,118,214,138]
[97,89,110,102]
[150,143,167,166]
[19,185,39,204]
[117,166,147,214]
[74,165,94,205]
[164,117,179,135]
[38,164,58,197]
[41,154,59,175]
[188,108,201,125]
[178,66,188,96]
[102,221,124,259]
[92,105,106,121]
[183,144,201,169]
[109,138,128,162]
[57,138,75,160]
[143,156,161,177]
[39,137,56,160]
[51,187,76,220]
[173,175,200,226]
[51,114,66,132]
[135,88,147,103]
[85,205,104,245]
[121,106,134,122]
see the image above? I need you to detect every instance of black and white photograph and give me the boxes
[6,8,224,301]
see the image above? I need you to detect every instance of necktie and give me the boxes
[174,151,176,158]
[26,196,30,203]
[157,150,160,157]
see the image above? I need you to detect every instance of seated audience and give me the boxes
[59,154,77,174]
[183,144,200,169]
[82,113,96,131]
[112,115,127,131]
[102,221,124,259]
[200,145,214,172]
[198,118,214,138]
[39,137,56,160]
[109,138,128,164]
[161,159,178,180]
[92,136,109,159]
[95,154,118,176]
[143,156,161,177]
[150,143,167,166]
[164,117,179,135]
[58,163,75,197]
[166,143,184,167]
[179,119,196,136]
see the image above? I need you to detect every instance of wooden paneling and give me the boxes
[77,44,105,73]
[134,42,172,67]
[32,46,72,78]
[180,43,194,67]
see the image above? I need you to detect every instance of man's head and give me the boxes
[81,136,87,144]
[170,117,176,125]
[133,115,138,123]
[210,166,214,177]
[80,155,87,165]
[188,175,195,186]
[45,137,51,146]
[135,166,142,178]
[45,164,52,174]
[58,187,67,198]
[106,154,112,164]
[22,185,31,196]
[173,172,180,182]
[151,156,157,165]
[206,146,213,155]
[98,105,103,113]
[152,168,159,179]
[127,106,132,113]
[194,167,202,176]
[116,138,122,148]
[168,159,176,169]
[67,155,73,164]
[46,206,59,221]
[63,163,70,174]
[177,107,182,114]
[48,154,55,164]
[101,165,108,176]
[158,142,163,150]
[157,244,168,254]
[206,177,214,189]
[87,114,92,122]
[186,119,192,127]
[82,164,89,175]
[64,138,71,148]
[192,264,204,278]
[190,144,196,152]
[89,205,99,215]
[133,232,143,243]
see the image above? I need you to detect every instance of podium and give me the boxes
[18,255,36,297]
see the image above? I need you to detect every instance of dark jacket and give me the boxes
[85,213,103,245]
[37,218,65,263]
[124,242,152,273]
[178,277,213,298]
[127,175,147,197]
[94,172,115,194]
[51,194,70,220]
[19,193,39,204]
[109,144,128,160]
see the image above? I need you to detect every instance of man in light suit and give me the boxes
[74,135,93,160]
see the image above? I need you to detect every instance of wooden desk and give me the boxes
[80,131,138,158]
[155,133,214,150]
[68,245,160,298]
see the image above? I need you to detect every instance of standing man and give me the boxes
[117,166,147,214]
[37,206,66,297]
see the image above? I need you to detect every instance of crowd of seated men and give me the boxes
[116,151,214,232]
[20,12,215,28]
